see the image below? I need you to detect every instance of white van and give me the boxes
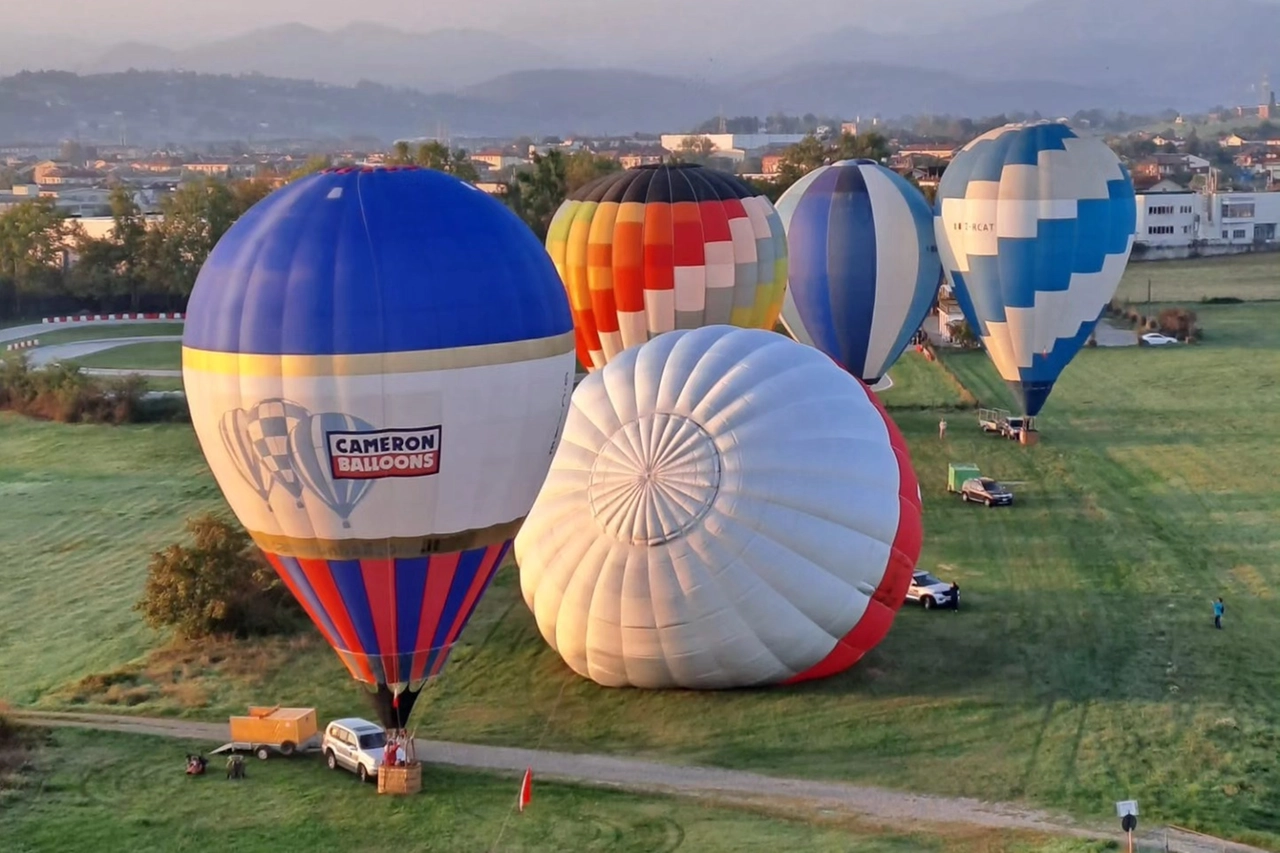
[321,718,387,783]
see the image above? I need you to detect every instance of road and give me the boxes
[0,319,178,346]
[8,710,1269,852]
[1094,320,1139,347]
[28,335,183,378]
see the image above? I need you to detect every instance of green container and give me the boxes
[948,463,981,492]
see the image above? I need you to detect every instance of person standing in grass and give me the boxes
[1213,597,1225,629]
[939,418,948,440]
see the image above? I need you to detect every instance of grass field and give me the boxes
[4,257,1280,847]
[0,415,223,703]
[71,340,182,371]
[29,323,184,347]
[0,729,1110,853]
[1118,253,1280,303]
[140,377,187,392]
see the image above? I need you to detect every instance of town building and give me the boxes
[617,146,667,168]
[471,150,527,171]
[658,133,808,160]
[1134,189,1280,258]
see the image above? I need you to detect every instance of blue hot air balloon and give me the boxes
[775,160,941,384]
[935,122,1136,418]
[183,166,576,729]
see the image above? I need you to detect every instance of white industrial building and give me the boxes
[1134,190,1280,258]
[658,133,808,163]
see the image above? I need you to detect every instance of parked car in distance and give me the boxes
[906,570,958,610]
[322,718,387,783]
[1000,416,1027,440]
[1142,332,1178,346]
[961,477,1014,506]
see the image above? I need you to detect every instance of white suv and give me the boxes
[905,570,958,610]
[322,718,387,783]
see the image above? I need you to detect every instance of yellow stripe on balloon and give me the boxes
[182,331,576,378]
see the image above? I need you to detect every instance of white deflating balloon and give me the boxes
[514,325,923,689]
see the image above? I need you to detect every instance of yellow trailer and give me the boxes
[213,706,320,760]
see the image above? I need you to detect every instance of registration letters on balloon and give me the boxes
[328,427,442,479]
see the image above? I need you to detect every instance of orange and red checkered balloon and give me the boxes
[546,163,788,370]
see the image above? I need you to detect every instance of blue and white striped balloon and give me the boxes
[776,159,941,384]
[935,122,1136,417]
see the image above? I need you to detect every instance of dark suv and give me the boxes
[961,477,1013,507]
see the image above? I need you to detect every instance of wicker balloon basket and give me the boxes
[377,733,422,795]
[378,761,422,795]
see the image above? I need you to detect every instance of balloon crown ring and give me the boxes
[587,413,722,547]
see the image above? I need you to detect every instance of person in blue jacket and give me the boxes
[1213,598,1225,629]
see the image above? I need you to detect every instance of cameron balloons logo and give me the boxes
[326,427,443,480]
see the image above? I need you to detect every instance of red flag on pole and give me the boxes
[518,767,533,812]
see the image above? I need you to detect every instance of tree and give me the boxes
[388,140,413,164]
[287,154,331,182]
[833,131,891,163]
[673,136,717,165]
[135,513,301,639]
[0,199,79,318]
[230,178,276,215]
[505,150,568,241]
[388,141,480,182]
[772,134,831,192]
[144,179,238,303]
[564,151,621,194]
[68,187,150,311]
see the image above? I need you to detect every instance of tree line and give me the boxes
[0,132,901,321]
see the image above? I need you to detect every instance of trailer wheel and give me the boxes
[278,741,296,757]
[255,746,271,761]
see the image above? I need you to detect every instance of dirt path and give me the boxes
[9,710,1269,852]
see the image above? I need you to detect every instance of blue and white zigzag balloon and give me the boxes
[935,122,1137,417]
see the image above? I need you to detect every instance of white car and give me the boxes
[905,570,958,610]
[322,718,387,783]
[1142,332,1178,346]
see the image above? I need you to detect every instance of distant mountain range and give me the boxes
[0,66,1143,145]
[764,0,1280,110]
[1,0,1276,142]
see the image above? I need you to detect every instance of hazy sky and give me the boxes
[5,0,1038,45]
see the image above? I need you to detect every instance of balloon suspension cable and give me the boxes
[489,678,570,850]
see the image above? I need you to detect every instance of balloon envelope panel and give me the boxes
[935,122,1136,416]
[183,167,576,714]
[515,325,921,689]
[776,159,941,383]
[546,164,788,370]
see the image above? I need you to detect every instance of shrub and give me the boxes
[1201,296,1243,304]
[0,358,183,425]
[1158,307,1200,340]
[1146,318,1160,332]
[135,513,303,640]
[947,319,979,348]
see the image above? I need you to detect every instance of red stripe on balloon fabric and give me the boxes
[409,552,460,683]
[359,559,399,686]
[428,543,506,677]
[296,558,378,683]
[782,391,922,685]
